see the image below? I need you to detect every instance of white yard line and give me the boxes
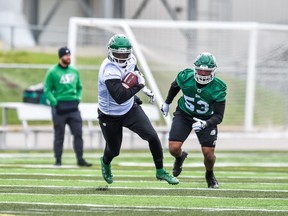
[1,185,288,192]
[2,192,288,201]
[2,177,288,187]
[1,152,287,159]
[1,171,288,177]
[1,161,288,168]
[0,201,288,213]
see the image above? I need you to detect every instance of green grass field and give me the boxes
[1,150,288,216]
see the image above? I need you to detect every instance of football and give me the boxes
[122,72,138,88]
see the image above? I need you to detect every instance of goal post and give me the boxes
[68,17,288,132]
[68,17,173,126]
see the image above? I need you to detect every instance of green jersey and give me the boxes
[176,68,226,118]
[44,64,83,106]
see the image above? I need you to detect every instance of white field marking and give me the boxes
[0,207,179,215]
[0,173,100,177]
[0,201,288,212]
[2,152,287,159]
[2,175,288,182]
[3,192,288,201]
[0,153,100,158]
[2,170,288,179]
[118,162,288,167]
[2,185,288,193]
[1,161,288,168]
[0,153,177,158]
[0,209,178,215]
[1,209,132,215]
[2,177,288,187]
[1,172,288,180]
[0,164,87,169]
[1,201,288,213]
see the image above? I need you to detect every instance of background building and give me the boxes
[1,0,288,49]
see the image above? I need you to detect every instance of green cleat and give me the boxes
[100,157,113,184]
[156,168,179,185]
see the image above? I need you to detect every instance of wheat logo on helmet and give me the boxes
[107,34,132,67]
[194,52,217,85]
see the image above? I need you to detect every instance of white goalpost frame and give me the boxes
[67,18,173,127]
[68,18,288,130]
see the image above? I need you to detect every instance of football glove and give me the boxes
[134,95,143,105]
[135,71,145,86]
[192,117,207,132]
[142,86,155,104]
[160,103,170,117]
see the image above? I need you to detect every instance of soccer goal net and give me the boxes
[68,18,288,132]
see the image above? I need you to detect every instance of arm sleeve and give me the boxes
[165,80,181,104]
[206,101,226,127]
[105,79,143,104]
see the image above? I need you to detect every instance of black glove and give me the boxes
[134,96,143,105]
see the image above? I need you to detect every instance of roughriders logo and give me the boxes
[60,74,75,84]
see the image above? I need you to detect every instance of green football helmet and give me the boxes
[107,34,132,67]
[193,52,217,84]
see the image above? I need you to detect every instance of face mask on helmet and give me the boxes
[193,52,217,85]
[107,34,132,67]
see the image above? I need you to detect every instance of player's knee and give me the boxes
[205,152,216,163]
[146,134,160,144]
[111,150,120,158]
[169,141,182,156]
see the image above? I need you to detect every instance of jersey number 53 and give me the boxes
[184,95,209,115]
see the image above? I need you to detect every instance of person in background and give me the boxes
[97,34,179,185]
[161,52,227,188]
[44,46,92,167]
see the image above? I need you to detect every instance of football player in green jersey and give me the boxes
[161,52,227,188]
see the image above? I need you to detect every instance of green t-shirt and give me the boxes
[176,68,227,118]
[44,64,82,106]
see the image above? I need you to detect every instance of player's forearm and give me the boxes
[165,80,180,104]
[106,79,142,104]
[206,101,226,127]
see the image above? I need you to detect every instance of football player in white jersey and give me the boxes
[98,34,179,185]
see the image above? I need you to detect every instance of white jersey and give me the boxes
[98,54,137,115]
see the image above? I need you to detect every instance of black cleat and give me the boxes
[77,159,92,167]
[173,151,188,177]
[54,159,61,166]
[206,172,219,189]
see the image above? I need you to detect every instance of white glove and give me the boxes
[135,71,145,86]
[142,86,155,104]
[192,117,207,132]
[161,103,170,117]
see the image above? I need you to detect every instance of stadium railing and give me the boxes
[0,102,163,149]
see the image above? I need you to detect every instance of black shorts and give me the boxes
[169,109,218,147]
